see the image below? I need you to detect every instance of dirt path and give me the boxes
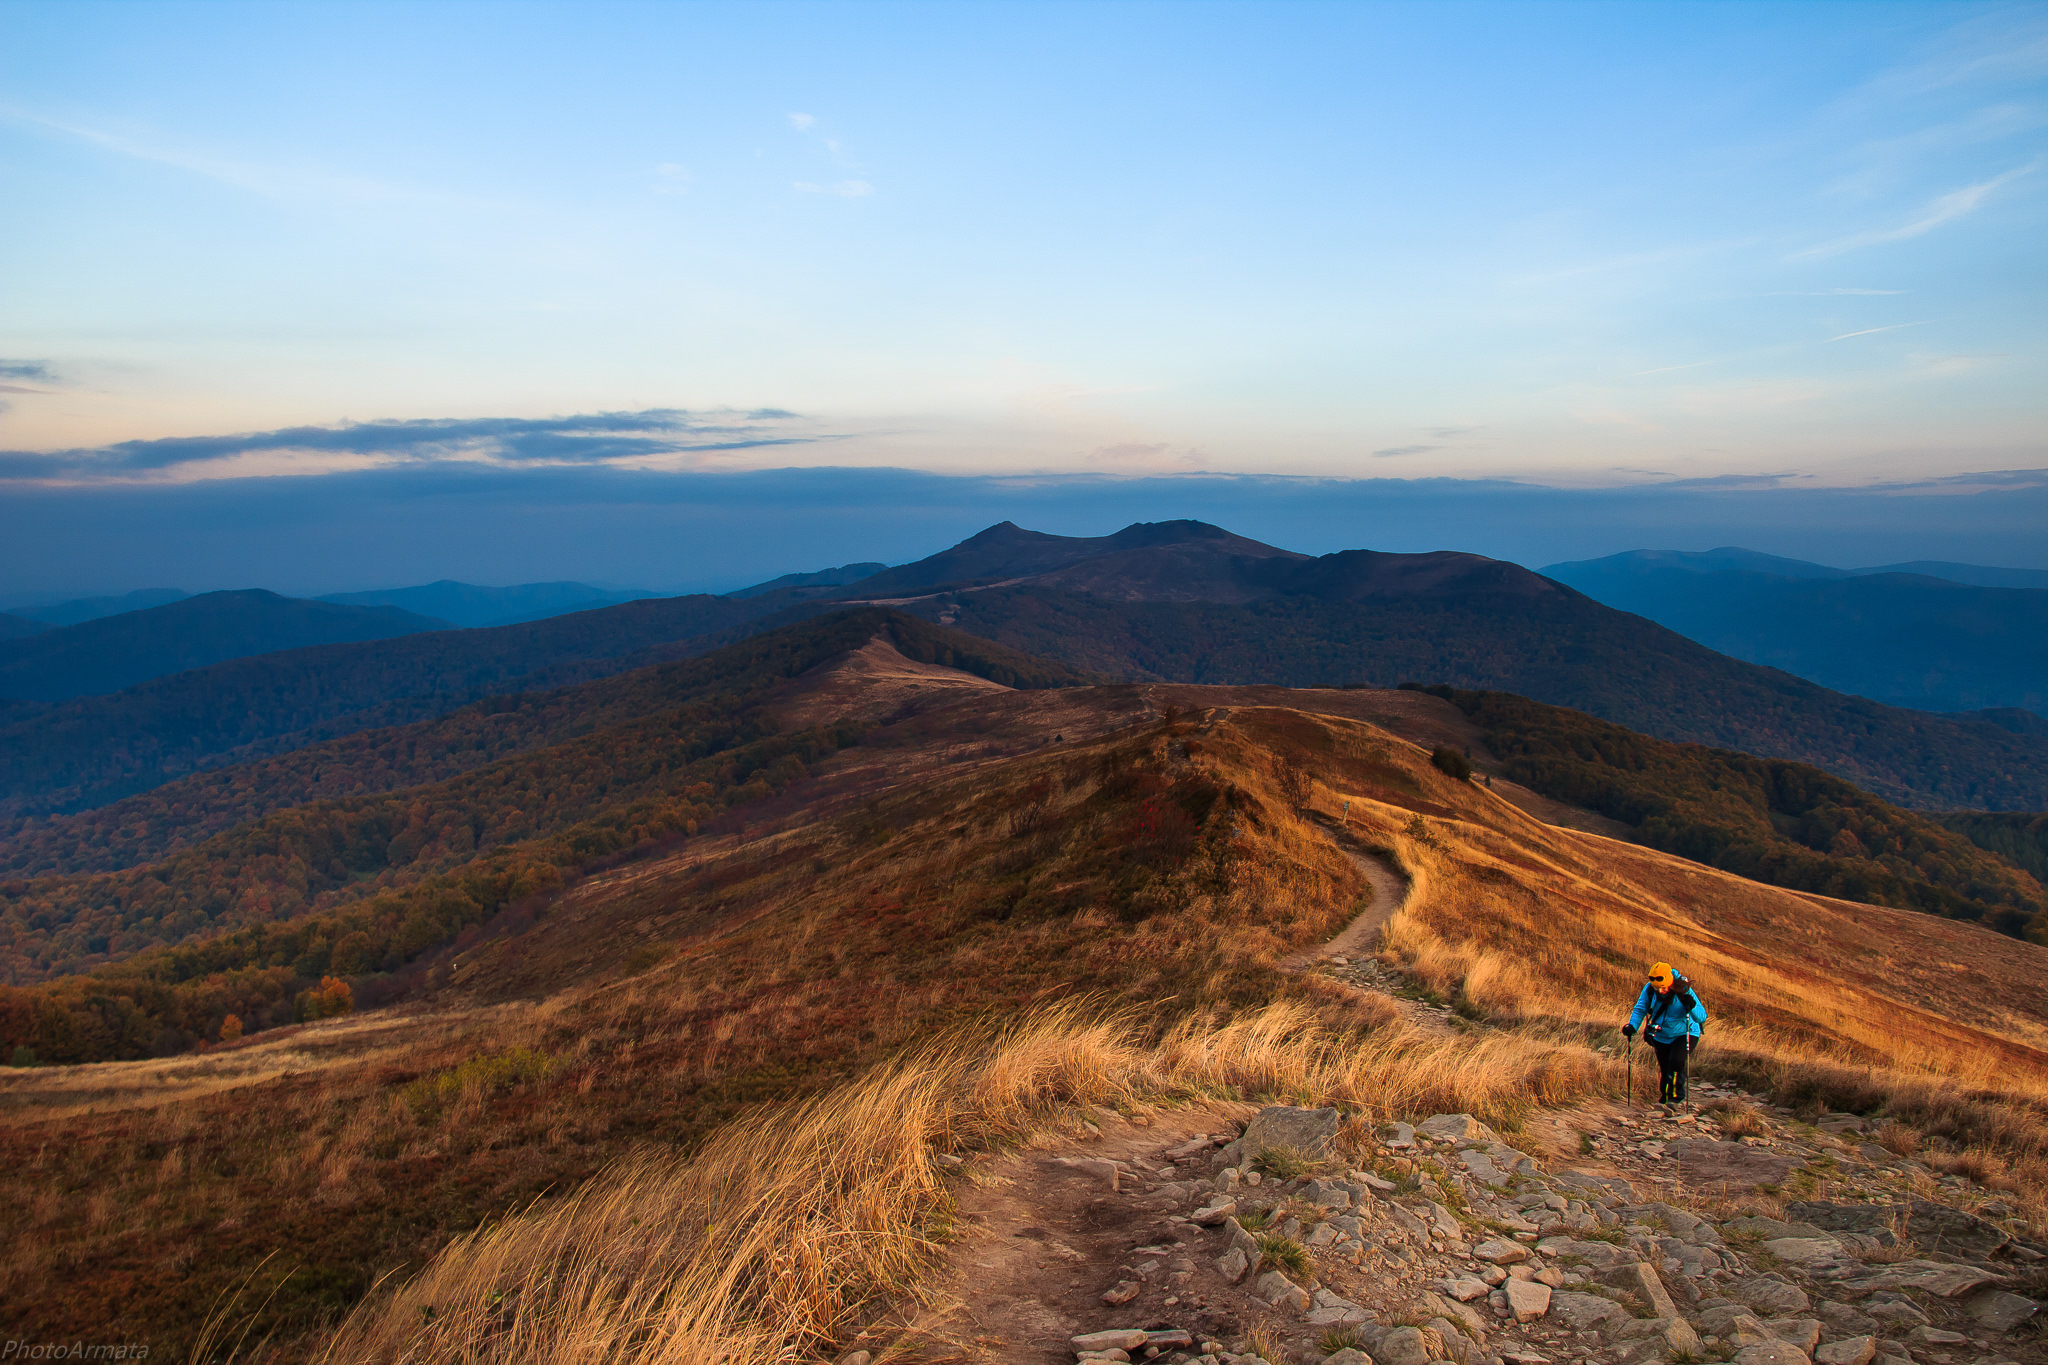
[901,1104,1246,1362]
[1278,819,1408,971]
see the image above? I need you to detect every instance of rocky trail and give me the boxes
[887,852,2046,1365]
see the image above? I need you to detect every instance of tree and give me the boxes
[1430,746,1473,782]
[218,1013,243,1043]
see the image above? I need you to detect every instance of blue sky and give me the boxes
[1,1,2045,589]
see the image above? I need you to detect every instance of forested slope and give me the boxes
[1411,683,2047,942]
[0,611,1078,1057]
[0,593,783,824]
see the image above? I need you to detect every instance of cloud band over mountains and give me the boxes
[0,408,818,481]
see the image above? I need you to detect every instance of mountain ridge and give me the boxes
[0,591,452,703]
[1545,552,2048,715]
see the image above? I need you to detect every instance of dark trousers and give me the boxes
[1651,1036,1691,1102]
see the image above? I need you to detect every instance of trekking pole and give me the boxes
[1626,1038,1634,1110]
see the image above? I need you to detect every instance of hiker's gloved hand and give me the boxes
[1622,1025,1636,1041]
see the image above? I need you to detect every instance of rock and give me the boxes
[1373,1327,1432,1365]
[1303,1179,1353,1209]
[1229,1105,1343,1168]
[1073,1330,1152,1353]
[1851,1259,2002,1299]
[1386,1121,1416,1149]
[1192,1199,1237,1226]
[1225,1217,1260,1261]
[1730,1346,1812,1365]
[1321,1352,1372,1365]
[1417,1113,1499,1143]
[1387,1204,1431,1240]
[1764,1237,1842,1263]
[1479,1264,1507,1286]
[1904,1200,2009,1257]
[1784,1199,2007,1258]
[1166,1136,1213,1159]
[1863,1296,1928,1329]
[1547,1291,1627,1332]
[1145,1330,1195,1349]
[1640,1317,1704,1356]
[1768,1319,1822,1352]
[1425,1201,1464,1242]
[1724,1216,1829,1241]
[1968,1288,2040,1333]
[1730,1275,1811,1315]
[1534,1234,1629,1270]
[1669,1137,1806,1190]
[1306,1222,1339,1246]
[1446,1275,1491,1302]
[1216,1246,1252,1283]
[1532,1266,1564,1288]
[1102,1280,1141,1305]
[1076,1352,1128,1362]
[837,1354,873,1365]
[1304,1305,1372,1328]
[1905,1326,1968,1346]
[1475,1238,1530,1264]
[1812,1338,1876,1365]
[1459,1150,1504,1184]
[1599,1261,1680,1320]
[1255,1270,1310,1312]
[1814,1301,1879,1338]
[1698,1306,1775,1346]
[1054,1156,1123,1191]
[1504,1278,1552,1323]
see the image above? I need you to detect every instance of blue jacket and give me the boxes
[1629,981,1706,1044]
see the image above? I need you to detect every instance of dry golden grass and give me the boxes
[316,1001,1614,1365]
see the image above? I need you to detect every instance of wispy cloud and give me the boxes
[0,360,57,383]
[650,162,692,195]
[1512,238,1756,285]
[3,104,503,211]
[786,112,815,131]
[1371,444,1440,458]
[1826,321,1928,342]
[1793,162,2038,258]
[793,180,874,197]
[0,409,822,483]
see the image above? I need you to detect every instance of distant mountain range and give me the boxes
[316,579,661,627]
[0,591,450,703]
[1547,546,2048,590]
[2,587,194,627]
[3,522,2044,820]
[1544,548,2048,716]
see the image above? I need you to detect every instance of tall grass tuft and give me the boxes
[319,1002,1614,1365]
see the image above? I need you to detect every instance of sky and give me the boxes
[2,0,2046,591]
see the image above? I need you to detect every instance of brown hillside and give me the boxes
[2,656,2044,1361]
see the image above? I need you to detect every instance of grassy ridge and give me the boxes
[1417,684,2047,941]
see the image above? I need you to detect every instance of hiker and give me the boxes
[1622,961,1707,1113]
